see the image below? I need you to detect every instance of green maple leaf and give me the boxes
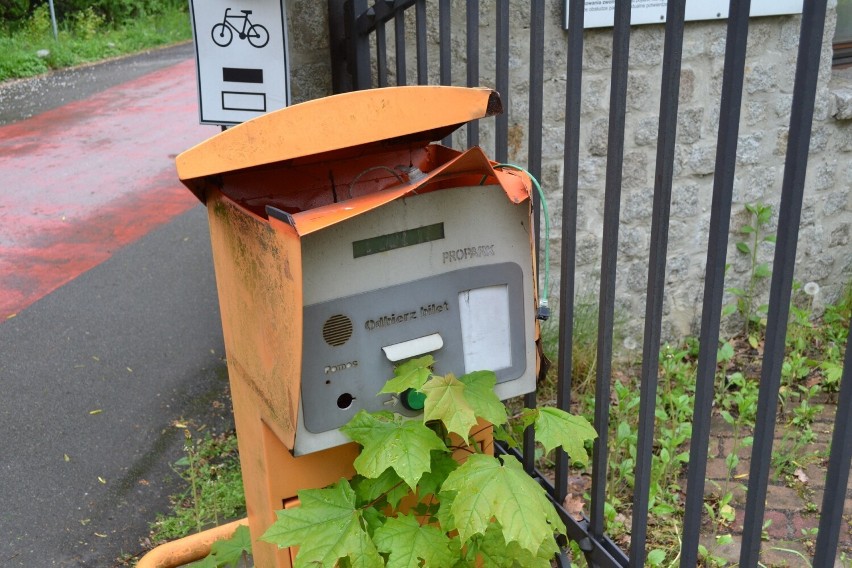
[457,371,508,426]
[441,454,565,555]
[519,408,537,429]
[260,479,383,568]
[185,556,217,568]
[476,522,557,568]
[362,506,386,536]
[379,355,434,394]
[416,451,458,498]
[436,489,456,531]
[373,513,456,568]
[421,373,478,439]
[534,407,597,466]
[188,525,253,567]
[492,423,520,449]
[473,524,516,568]
[211,524,252,566]
[352,468,411,510]
[341,410,447,489]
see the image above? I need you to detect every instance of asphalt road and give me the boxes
[0,43,199,125]
[0,45,234,566]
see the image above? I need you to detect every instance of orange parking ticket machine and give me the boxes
[176,86,540,567]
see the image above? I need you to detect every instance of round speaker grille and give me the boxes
[323,314,353,346]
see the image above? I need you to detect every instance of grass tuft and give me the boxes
[149,428,245,545]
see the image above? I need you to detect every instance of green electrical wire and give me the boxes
[494,163,551,318]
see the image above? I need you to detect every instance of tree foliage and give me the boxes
[0,0,185,26]
[0,0,30,22]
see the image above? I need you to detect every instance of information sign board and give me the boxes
[189,1,290,125]
[566,0,803,29]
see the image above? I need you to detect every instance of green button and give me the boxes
[401,388,426,411]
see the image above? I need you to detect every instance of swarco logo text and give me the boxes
[364,301,450,331]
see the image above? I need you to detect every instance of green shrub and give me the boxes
[22,3,51,37]
[0,44,48,79]
[0,1,190,80]
[0,0,31,22]
[71,6,103,39]
[52,0,184,24]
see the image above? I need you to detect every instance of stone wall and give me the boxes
[285,1,851,341]
[285,0,333,103]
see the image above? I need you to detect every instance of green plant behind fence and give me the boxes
[725,202,776,344]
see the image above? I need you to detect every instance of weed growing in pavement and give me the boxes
[725,202,776,344]
[541,272,850,566]
[149,427,245,545]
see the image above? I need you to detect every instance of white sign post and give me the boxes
[566,0,803,29]
[189,1,290,125]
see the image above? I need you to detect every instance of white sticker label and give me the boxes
[567,0,803,29]
[459,285,512,373]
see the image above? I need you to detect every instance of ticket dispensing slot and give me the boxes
[382,334,444,362]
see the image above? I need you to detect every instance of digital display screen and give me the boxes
[353,223,445,258]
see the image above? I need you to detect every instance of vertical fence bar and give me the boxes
[350,0,371,89]
[629,1,686,563]
[415,0,427,85]
[395,8,407,86]
[466,0,480,148]
[739,2,828,565]
[555,0,584,506]
[528,0,545,253]
[494,0,510,162]
[812,318,852,567]
[376,17,388,87]
[328,0,351,93]
[523,0,545,475]
[439,0,452,145]
[679,0,751,565]
[590,0,631,541]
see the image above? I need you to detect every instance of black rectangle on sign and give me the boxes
[222,67,264,84]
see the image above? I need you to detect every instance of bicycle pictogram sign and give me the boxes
[211,8,269,48]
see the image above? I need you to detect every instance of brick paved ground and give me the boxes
[697,398,852,567]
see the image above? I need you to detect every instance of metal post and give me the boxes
[555,0,584,507]
[48,0,59,40]
[630,0,686,562]
[739,1,828,564]
[680,0,751,564]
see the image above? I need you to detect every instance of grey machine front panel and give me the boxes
[292,185,537,453]
[301,262,526,433]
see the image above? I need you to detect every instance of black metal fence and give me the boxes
[327,1,851,566]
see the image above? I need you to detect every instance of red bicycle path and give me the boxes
[0,50,236,566]
[0,57,212,319]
